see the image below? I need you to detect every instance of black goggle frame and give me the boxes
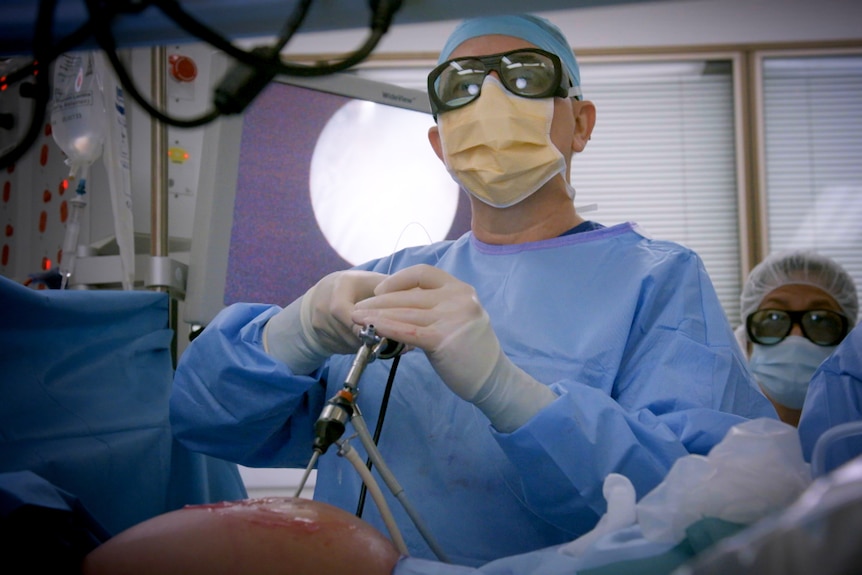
[427,48,576,117]
[746,308,849,347]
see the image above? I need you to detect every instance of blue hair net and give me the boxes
[438,14,582,99]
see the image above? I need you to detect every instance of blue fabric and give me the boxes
[798,322,862,472]
[171,222,776,567]
[561,220,605,236]
[1,470,110,573]
[0,276,247,536]
[437,14,581,98]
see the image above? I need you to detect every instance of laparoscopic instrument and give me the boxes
[293,325,450,562]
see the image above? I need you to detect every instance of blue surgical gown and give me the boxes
[798,322,862,473]
[171,222,776,567]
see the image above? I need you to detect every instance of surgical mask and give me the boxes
[438,76,569,208]
[749,335,835,409]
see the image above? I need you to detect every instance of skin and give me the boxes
[81,497,401,575]
[750,284,844,426]
[427,35,597,245]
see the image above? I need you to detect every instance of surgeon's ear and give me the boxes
[571,99,596,153]
[428,125,444,162]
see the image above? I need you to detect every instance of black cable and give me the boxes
[0,0,55,170]
[355,353,400,518]
[84,0,395,124]
[0,0,403,169]
[153,0,399,79]
[273,0,316,50]
[3,17,91,88]
[85,0,221,128]
[157,0,399,115]
[211,0,315,115]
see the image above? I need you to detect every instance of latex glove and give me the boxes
[560,473,637,556]
[264,270,387,374]
[352,264,556,432]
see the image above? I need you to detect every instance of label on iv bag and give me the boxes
[50,52,107,176]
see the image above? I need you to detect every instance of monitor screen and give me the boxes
[185,73,470,325]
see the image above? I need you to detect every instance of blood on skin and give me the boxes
[81,497,402,575]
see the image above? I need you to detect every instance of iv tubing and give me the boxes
[338,439,409,556]
[351,409,450,563]
[59,179,87,289]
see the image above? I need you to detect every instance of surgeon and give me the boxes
[737,250,858,426]
[170,13,776,568]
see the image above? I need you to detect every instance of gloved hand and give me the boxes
[264,270,387,374]
[560,473,637,556]
[351,264,557,432]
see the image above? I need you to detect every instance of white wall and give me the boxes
[279,0,862,56]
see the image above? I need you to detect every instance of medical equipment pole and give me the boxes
[150,46,178,363]
[150,46,168,278]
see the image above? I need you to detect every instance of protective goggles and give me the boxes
[746,308,849,346]
[427,48,579,116]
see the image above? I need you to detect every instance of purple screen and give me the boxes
[224,81,470,307]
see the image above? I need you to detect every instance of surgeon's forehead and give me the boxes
[447,35,538,60]
[759,284,842,312]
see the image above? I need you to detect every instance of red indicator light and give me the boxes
[60,200,68,223]
[42,256,51,270]
[39,210,47,233]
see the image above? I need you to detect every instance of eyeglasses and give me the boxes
[746,309,849,346]
[427,48,578,116]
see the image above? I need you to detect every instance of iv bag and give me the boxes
[50,51,107,179]
[50,51,108,288]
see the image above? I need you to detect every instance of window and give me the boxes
[757,52,862,323]
[573,58,743,323]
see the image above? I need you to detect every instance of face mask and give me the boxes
[438,76,569,208]
[749,335,835,409]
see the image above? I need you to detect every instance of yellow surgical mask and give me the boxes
[438,76,568,208]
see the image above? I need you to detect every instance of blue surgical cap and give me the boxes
[438,14,582,99]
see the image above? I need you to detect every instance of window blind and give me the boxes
[573,60,742,324]
[760,54,862,323]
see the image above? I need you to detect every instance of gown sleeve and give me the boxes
[493,250,778,531]
[170,303,329,467]
[798,323,862,471]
